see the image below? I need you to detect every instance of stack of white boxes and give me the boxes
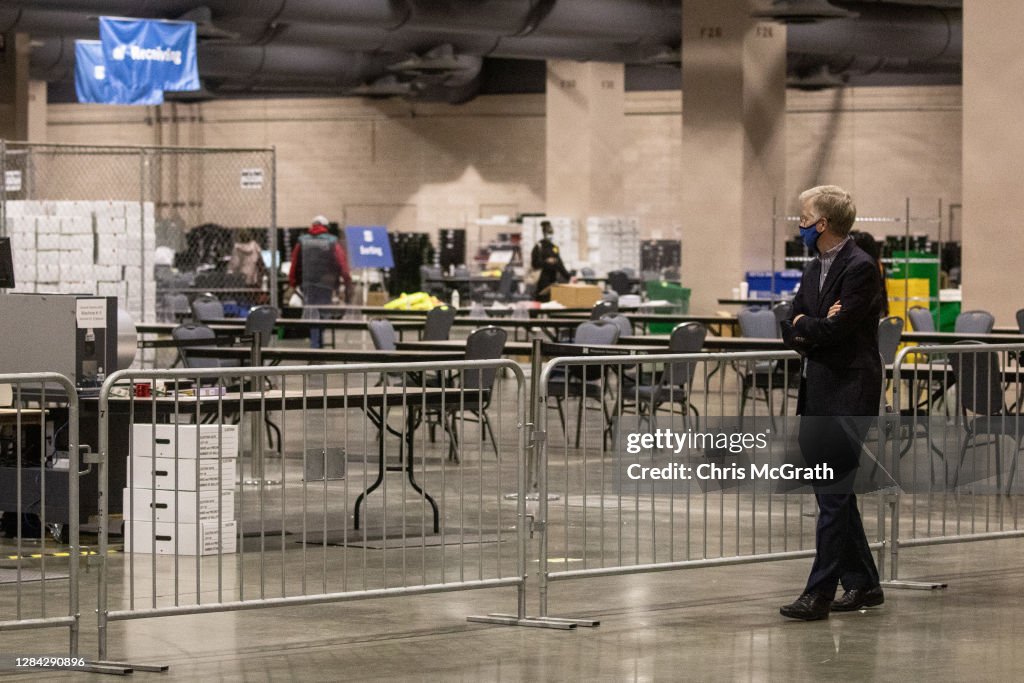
[521,216,580,272]
[124,424,239,555]
[585,216,641,275]
[3,199,157,321]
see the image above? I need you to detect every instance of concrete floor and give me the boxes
[3,539,1023,681]
[3,334,1024,680]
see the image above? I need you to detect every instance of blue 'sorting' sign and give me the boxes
[345,226,394,269]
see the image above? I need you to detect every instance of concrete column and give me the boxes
[961,2,1022,325]
[0,32,32,140]
[26,81,47,142]
[679,2,787,313]
[545,60,625,219]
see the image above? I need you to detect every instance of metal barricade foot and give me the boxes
[76,660,134,675]
[466,613,582,629]
[881,580,948,590]
[91,659,169,673]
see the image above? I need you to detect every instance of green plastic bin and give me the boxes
[644,281,691,333]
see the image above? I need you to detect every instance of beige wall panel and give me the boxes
[45,86,963,299]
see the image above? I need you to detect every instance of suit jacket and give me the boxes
[780,239,883,418]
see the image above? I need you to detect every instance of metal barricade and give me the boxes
[886,342,1024,589]
[533,350,890,623]
[0,372,81,658]
[95,357,562,667]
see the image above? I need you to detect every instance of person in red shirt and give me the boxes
[288,216,353,348]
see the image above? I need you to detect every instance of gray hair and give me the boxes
[799,185,856,236]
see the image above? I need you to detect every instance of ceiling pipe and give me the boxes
[12,0,962,101]
[787,2,960,63]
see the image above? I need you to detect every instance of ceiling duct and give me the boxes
[174,6,238,41]
[8,0,963,101]
[349,75,415,97]
[752,0,858,24]
[387,44,471,76]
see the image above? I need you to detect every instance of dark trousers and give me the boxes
[302,285,333,349]
[804,492,880,596]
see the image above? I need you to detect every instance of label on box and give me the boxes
[76,298,107,329]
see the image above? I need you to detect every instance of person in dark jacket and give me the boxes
[531,220,570,302]
[289,216,353,348]
[778,185,885,621]
[850,230,889,317]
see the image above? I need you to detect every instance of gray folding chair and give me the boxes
[422,305,457,341]
[444,326,508,461]
[368,318,397,351]
[955,310,995,334]
[162,293,190,322]
[547,320,621,447]
[949,343,1024,492]
[878,316,905,367]
[600,314,633,338]
[737,307,786,417]
[772,301,794,337]
[591,299,619,321]
[908,306,935,332]
[172,323,218,371]
[245,305,279,345]
[622,322,707,422]
[878,316,905,411]
[191,297,225,323]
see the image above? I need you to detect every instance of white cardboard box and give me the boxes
[131,424,239,460]
[37,233,62,250]
[95,217,126,234]
[122,488,235,523]
[61,215,93,234]
[130,456,237,492]
[36,264,60,281]
[124,520,237,555]
[36,216,61,234]
[36,251,60,267]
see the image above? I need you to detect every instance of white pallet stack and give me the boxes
[3,199,157,321]
[124,424,239,556]
[584,216,640,276]
[521,216,580,272]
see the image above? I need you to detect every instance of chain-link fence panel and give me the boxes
[0,141,276,325]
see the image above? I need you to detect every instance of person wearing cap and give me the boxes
[530,220,570,302]
[288,216,353,348]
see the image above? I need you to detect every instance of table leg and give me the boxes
[353,406,439,534]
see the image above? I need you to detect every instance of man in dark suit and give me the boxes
[778,185,885,620]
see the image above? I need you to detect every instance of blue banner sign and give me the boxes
[345,226,395,269]
[74,40,164,105]
[99,17,200,93]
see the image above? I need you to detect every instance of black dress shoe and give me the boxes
[779,593,832,621]
[831,585,884,612]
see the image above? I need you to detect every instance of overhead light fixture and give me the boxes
[751,0,858,24]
